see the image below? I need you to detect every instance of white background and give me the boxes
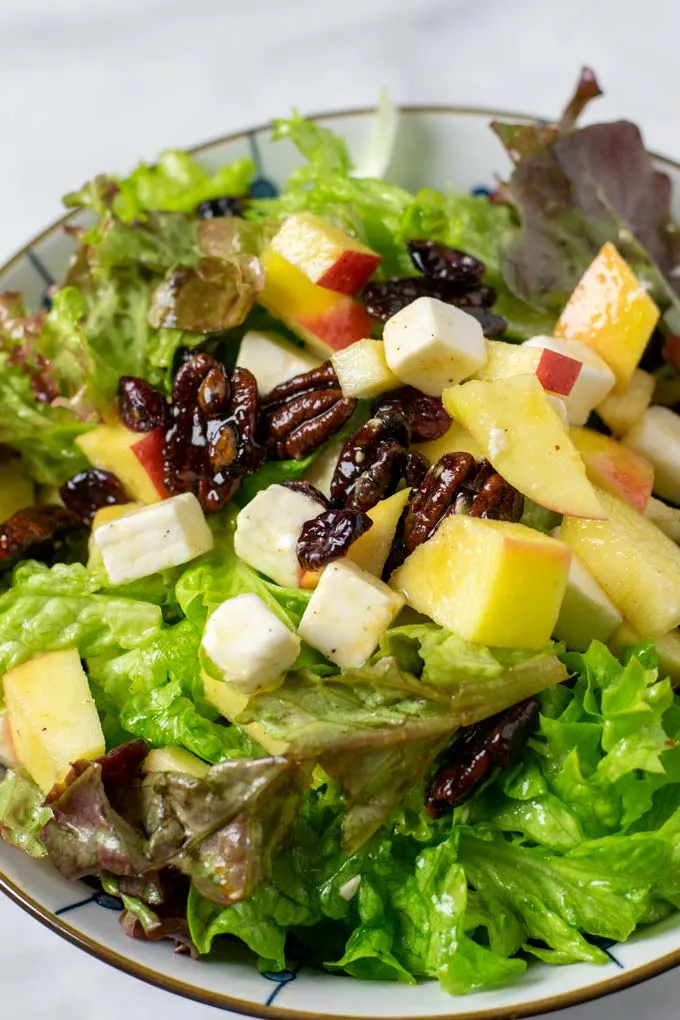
[1,0,680,1016]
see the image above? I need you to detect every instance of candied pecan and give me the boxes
[282,480,330,508]
[260,363,357,462]
[404,450,430,488]
[197,472,242,514]
[403,453,477,554]
[425,697,540,817]
[469,471,524,522]
[407,240,486,285]
[0,505,83,571]
[60,468,129,523]
[330,415,409,508]
[117,377,168,433]
[297,508,372,571]
[198,366,229,414]
[373,387,451,443]
[345,439,407,513]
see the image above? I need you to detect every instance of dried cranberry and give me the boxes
[118,377,167,433]
[297,509,372,571]
[282,480,330,508]
[196,195,250,219]
[407,240,486,285]
[60,468,128,523]
[463,307,507,337]
[363,278,431,323]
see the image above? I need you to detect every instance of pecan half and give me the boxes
[330,414,410,511]
[0,505,83,571]
[297,508,373,571]
[372,387,451,443]
[425,697,540,818]
[260,362,357,461]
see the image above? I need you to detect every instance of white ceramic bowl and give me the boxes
[2,105,680,1020]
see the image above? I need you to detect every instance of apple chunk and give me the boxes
[597,369,655,436]
[569,426,653,513]
[259,249,371,357]
[415,420,483,463]
[561,487,680,636]
[554,241,660,390]
[443,375,604,519]
[347,488,410,577]
[623,406,680,505]
[270,212,381,295]
[332,338,399,399]
[391,515,571,648]
[475,339,582,396]
[76,422,167,504]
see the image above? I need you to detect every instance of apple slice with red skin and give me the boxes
[131,428,169,499]
[570,427,653,514]
[536,348,582,396]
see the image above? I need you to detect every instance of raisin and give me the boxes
[282,480,330,508]
[196,195,250,219]
[363,278,431,322]
[117,377,167,433]
[407,240,486,284]
[60,468,128,523]
[297,509,372,571]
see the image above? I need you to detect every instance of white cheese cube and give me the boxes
[94,492,213,585]
[332,339,399,399]
[234,483,323,588]
[624,406,680,504]
[236,329,321,395]
[383,297,487,396]
[303,441,343,500]
[524,336,615,426]
[201,593,301,693]
[645,496,680,543]
[298,559,404,668]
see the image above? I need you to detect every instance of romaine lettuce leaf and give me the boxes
[0,767,51,858]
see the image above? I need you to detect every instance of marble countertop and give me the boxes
[2,0,680,1016]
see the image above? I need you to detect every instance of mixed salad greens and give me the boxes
[2,69,680,996]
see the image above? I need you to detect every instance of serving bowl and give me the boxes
[1,104,680,1020]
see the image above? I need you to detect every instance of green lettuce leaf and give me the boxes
[0,767,52,858]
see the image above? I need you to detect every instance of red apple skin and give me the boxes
[299,300,373,353]
[536,349,582,396]
[131,428,169,499]
[586,449,653,514]
[316,251,382,296]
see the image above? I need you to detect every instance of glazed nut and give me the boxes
[0,505,82,571]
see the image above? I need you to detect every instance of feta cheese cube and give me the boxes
[624,406,680,504]
[298,559,404,668]
[383,296,487,396]
[332,338,400,399]
[236,329,321,395]
[524,336,615,426]
[303,441,343,499]
[201,593,301,692]
[94,492,213,585]
[234,483,324,588]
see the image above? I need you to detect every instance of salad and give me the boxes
[2,68,680,996]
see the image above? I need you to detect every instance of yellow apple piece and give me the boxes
[561,487,680,636]
[76,422,165,504]
[143,746,209,779]
[443,375,604,519]
[0,459,34,522]
[475,339,582,396]
[332,339,399,399]
[270,212,381,295]
[259,249,372,358]
[415,421,482,463]
[201,671,288,755]
[347,488,410,577]
[391,515,571,649]
[3,649,105,794]
[609,621,680,686]
[569,426,653,513]
[644,497,680,543]
[554,241,660,390]
[597,368,655,436]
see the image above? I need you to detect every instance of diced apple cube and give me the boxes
[523,336,616,426]
[347,488,410,577]
[597,369,655,436]
[554,242,660,390]
[623,406,680,504]
[569,427,653,513]
[561,487,680,635]
[443,375,604,519]
[609,621,680,686]
[552,548,622,651]
[298,559,404,668]
[236,329,321,395]
[475,339,582,396]
[94,492,214,584]
[3,649,105,793]
[201,671,289,755]
[644,497,680,542]
[332,339,400,399]
[76,422,167,504]
[234,483,323,588]
[0,460,34,523]
[391,515,571,649]
[143,746,209,779]
[270,212,381,295]
[201,593,301,693]
[383,297,487,396]
[259,249,372,357]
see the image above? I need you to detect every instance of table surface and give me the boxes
[2,0,680,1016]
